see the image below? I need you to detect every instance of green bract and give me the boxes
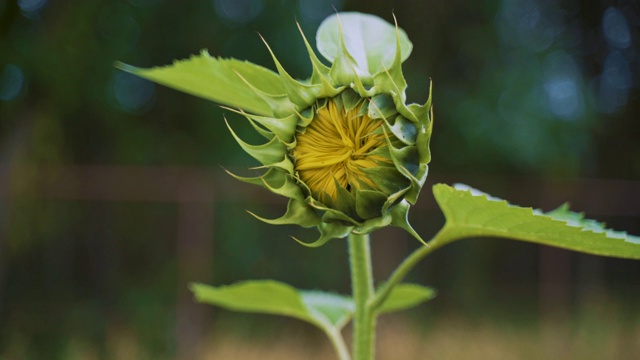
[117,12,432,246]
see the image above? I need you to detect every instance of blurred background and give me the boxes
[1,0,639,359]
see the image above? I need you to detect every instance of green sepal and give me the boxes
[302,188,397,237]
[314,188,390,229]
[249,198,321,228]
[260,35,324,110]
[368,93,398,120]
[382,187,411,213]
[385,115,418,145]
[317,12,412,76]
[403,102,429,122]
[371,16,408,103]
[384,130,430,204]
[422,79,434,119]
[236,78,297,119]
[225,118,288,167]
[352,212,393,235]
[340,88,363,112]
[406,83,434,164]
[387,137,421,176]
[356,100,370,117]
[257,156,295,175]
[390,200,427,245]
[327,26,368,88]
[350,73,377,99]
[223,107,298,144]
[295,22,343,98]
[261,173,303,199]
[355,189,389,220]
[360,158,411,197]
[243,113,275,140]
[335,180,358,218]
[416,118,433,165]
[295,106,315,127]
[399,164,429,205]
[317,202,362,226]
[116,50,283,117]
[371,71,405,113]
[226,168,304,201]
[293,221,353,248]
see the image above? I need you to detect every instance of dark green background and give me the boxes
[1,0,639,358]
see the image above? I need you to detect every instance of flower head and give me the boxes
[292,97,396,207]
[118,12,433,246]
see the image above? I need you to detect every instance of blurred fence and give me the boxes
[1,164,639,357]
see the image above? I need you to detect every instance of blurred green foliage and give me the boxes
[1,0,639,358]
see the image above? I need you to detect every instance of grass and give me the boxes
[200,292,640,360]
[2,295,638,359]
[195,312,640,360]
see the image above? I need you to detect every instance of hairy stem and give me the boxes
[348,232,375,360]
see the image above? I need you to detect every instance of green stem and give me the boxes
[326,327,351,360]
[348,232,375,360]
[370,228,450,311]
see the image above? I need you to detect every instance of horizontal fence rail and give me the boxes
[1,164,639,358]
[1,164,639,216]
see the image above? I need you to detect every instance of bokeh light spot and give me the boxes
[544,77,580,120]
[497,0,561,51]
[595,50,631,114]
[602,7,631,49]
[111,72,155,113]
[18,0,47,12]
[542,51,584,121]
[213,0,264,25]
[602,51,631,90]
[18,0,47,19]
[299,0,343,22]
[0,64,25,101]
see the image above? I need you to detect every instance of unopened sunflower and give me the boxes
[118,12,433,246]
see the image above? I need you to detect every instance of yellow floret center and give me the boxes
[292,98,388,203]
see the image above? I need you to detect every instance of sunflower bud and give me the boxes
[117,12,432,246]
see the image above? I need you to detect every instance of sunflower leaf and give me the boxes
[116,50,284,117]
[190,281,354,343]
[378,283,437,314]
[300,290,354,329]
[433,184,640,259]
[191,280,312,322]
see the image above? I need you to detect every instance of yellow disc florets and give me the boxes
[292,98,390,204]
